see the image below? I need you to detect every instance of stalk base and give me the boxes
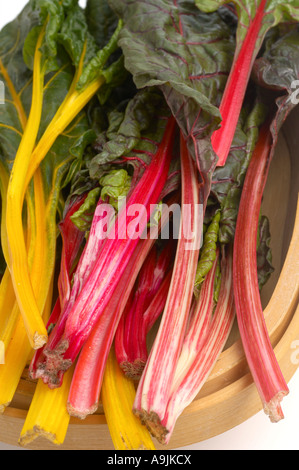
[120,359,146,381]
[67,401,99,420]
[37,339,71,388]
[134,409,168,445]
[263,391,289,423]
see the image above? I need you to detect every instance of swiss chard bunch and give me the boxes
[0,0,298,452]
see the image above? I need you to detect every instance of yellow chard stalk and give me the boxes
[19,365,74,447]
[101,349,156,450]
[5,11,123,350]
[0,279,53,414]
[6,25,48,349]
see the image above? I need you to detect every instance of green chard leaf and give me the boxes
[257,215,274,290]
[88,87,180,194]
[209,97,267,244]
[70,167,132,232]
[253,26,299,132]
[85,0,119,50]
[108,0,235,204]
[70,187,101,232]
[195,210,220,291]
[100,169,132,210]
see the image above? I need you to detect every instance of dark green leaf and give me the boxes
[210,97,267,244]
[85,0,119,50]
[257,215,274,290]
[254,26,299,133]
[108,0,235,210]
[89,87,171,177]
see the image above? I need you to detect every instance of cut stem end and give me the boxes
[33,332,48,350]
[263,390,289,423]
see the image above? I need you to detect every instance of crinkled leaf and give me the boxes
[109,0,236,205]
[194,211,220,291]
[100,169,131,210]
[76,18,124,91]
[88,87,180,212]
[257,215,274,290]
[28,0,125,95]
[209,97,267,243]
[109,0,234,120]
[89,87,167,176]
[209,27,299,244]
[254,26,299,132]
[70,187,101,231]
[253,27,299,94]
[57,3,98,67]
[85,0,119,50]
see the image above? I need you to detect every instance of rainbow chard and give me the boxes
[37,111,177,388]
[196,0,299,166]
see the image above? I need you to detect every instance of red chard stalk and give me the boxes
[196,0,299,166]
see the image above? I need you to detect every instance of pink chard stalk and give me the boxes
[161,247,235,444]
[36,116,177,389]
[133,132,203,437]
[233,121,289,422]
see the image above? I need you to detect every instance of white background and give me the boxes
[0,0,299,451]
